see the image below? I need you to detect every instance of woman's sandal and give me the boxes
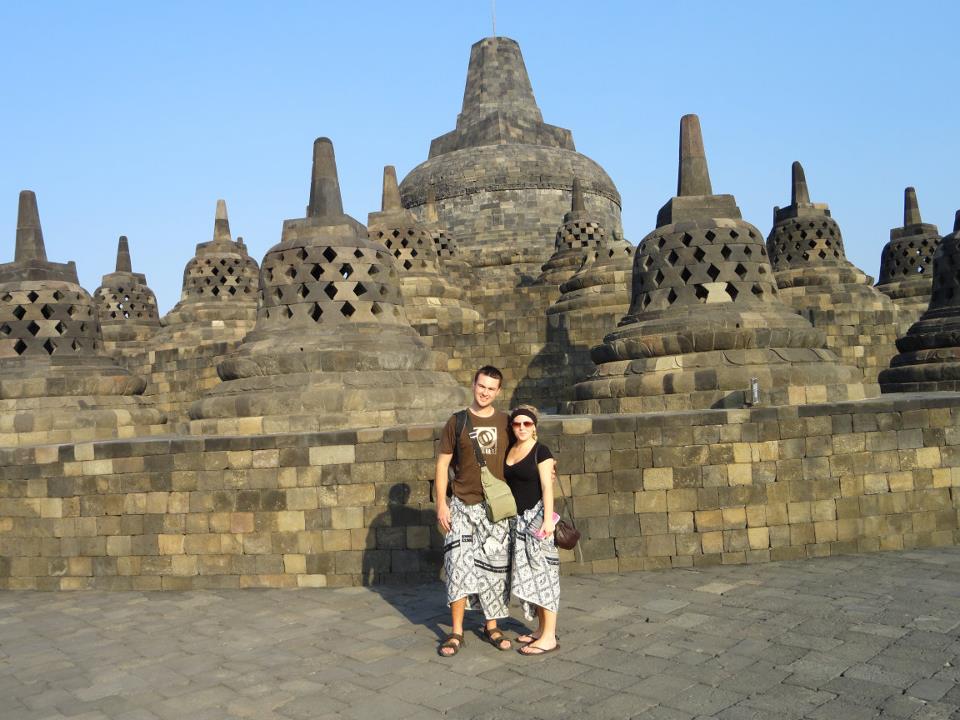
[482,627,512,651]
[519,642,560,656]
[438,633,465,657]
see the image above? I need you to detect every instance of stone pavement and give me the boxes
[1,549,959,720]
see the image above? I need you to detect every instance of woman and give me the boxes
[504,405,560,655]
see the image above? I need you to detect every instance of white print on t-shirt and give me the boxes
[470,427,498,455]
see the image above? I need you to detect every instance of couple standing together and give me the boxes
[434,365,561,657]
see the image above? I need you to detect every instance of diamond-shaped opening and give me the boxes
[392,229,401,238]
[13,305,26,320]
[354,282,367,296]
[71,339,81,351]
[54,321,64,335]
[400,237,409,248]
[309,264,322,281]
[322,247,338,262]
[26,320,40,336]
[816,229,824,239]
[641,294,651,309]
[681,233,693,247]
[410,248,418,257]
[760,246,767,256]
[758,265,767,274]
[324,283,338,300]
[295,247,308,261]
[27,290,39,303]
[0,324,9,335]
[298,284,309,299]
[368,264,380,276]
[354,248,364,259]
[744,246,752,256]
[707,264,721,281]
[43,338,55,355]
[52,290,62,301]
[654,270,665,286]
[284,266,296,280]
[729,229,739,240]
[666,250,679,265]
[808,239,817,249]
[734,263,747,279]
[667,288,678,304]
[403,260,413,270]
[212,267,220,276]
[657,237,667,250]
[693,247,706,262]
[340,301,355,317]
[370,302,382,316]
[694,284,708,301]
[310,303,323,322]
[680,267,692,283]
[721,245,732,260]
[726,283,739,301]
[340,263,354,279]
[752,284,764,297]
[379,285,388,296]
[705,230,716,242]
[643,255,654,269]
[273,288,283,301]
[219,258,227,266]
[211,286,220,296]
[40,304,53,319]
[818,250,827,259]
[226,266,235,275]
[283,305,293,319]
[14,339,27,355]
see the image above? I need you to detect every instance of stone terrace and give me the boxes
[1,547,958,719]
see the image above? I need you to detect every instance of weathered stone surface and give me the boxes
[0,191,165,446]
[881,211,960,392]
[93,235,161,357]
[876,187,940,333]
[189,138,469,434]
[534,178,608,286]
[767,162,899,384]
[569,116,872,413]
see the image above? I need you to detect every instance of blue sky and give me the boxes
[1,1,958,312]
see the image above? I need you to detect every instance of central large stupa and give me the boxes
[399,36,622,284]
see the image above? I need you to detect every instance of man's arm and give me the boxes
[435,452,453,533]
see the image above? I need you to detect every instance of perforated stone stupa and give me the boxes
[880,212,960,392]
[93,235,160,357]
[399,36,622,287]
[367,166,479,331]
[189,138,469,434]
[567,116,871,413]
[876,187,940,333]
[0,191,165,445]
[766,162,899,383]
[534,179,608,286]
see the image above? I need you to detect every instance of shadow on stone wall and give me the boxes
[509,320,589,413]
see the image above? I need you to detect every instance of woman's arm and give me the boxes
[537,455,556,536]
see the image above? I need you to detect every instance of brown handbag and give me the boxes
[553,483,581,551]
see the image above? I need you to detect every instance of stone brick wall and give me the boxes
[1,395,958,590]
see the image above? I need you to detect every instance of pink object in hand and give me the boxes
[534,512,561,539]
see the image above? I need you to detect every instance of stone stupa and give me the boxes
[93,235,161,357]
[0,191,165,445]
[400,36,622,288]
[766,162,899,384]
[567,115,872,413]
[367,166,479,332]
[534,179,609,286]
[880,212,960,392]
[421,186,471,286]
[189,138,469,434]
[876,187,940,333]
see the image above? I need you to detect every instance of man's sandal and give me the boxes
[482,627,512,651]
[438,633,465,657]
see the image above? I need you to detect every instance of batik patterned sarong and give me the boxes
[511,501,560,620]
[443,496,511,620]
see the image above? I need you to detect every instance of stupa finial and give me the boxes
[954,210,960,234]
[904,187,922,226]
[677,114,712,197]
[424,186,440,224]
[381,166,403,212]
[213,199,231,243]
[115,235,132,273]
[571,178,585,212]
[307,137,344,219]
[14,190,47,263]
[791,161,811,205]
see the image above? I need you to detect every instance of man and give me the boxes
[434,365,513,656]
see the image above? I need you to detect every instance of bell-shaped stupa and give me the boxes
[400,36,622,289]
[766,162,899,383]
[880,212,960,392]
[420,186,471,286]
[367,166,479,330]
[0,191,165,445]
[93,235,161,357]
[534,179,609,286]
[876,187,940,333]
[189,138,469,434]
[567,116,871,413]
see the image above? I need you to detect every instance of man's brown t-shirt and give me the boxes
[439,409,509,505]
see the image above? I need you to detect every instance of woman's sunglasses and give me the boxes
[512,420,535,428]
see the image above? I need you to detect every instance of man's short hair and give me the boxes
[473,365,503,386]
